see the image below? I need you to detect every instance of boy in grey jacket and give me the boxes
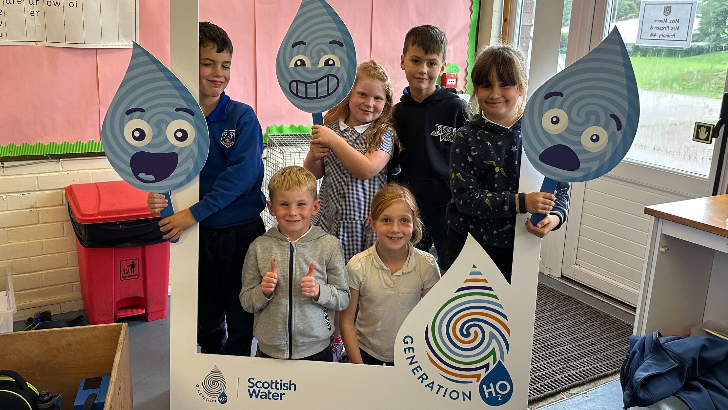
[240,166,349,360]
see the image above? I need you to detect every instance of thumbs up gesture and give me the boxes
[262,259,278,298]
[301,262,320,300]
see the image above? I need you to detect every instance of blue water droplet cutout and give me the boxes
[102,43,209,193]
[522,27,639,183]
[479,361,513,405]
[275,0,356,113]
[218,390,227,404]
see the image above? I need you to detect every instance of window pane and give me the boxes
[516,0,573,75]
[610,0,722,178]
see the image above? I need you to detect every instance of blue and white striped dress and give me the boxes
[313,120,394,262]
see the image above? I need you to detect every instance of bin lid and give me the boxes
[66,181,160,223]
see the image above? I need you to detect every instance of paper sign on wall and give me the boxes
[0,0,137,47]
[636,0,697,48]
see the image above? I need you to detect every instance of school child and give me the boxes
[445,45,570,283]
[147,22,266,356]
[239,166,350,361]
[340,183,440,366]
[304,60,399,261]
[390,25,468,270]
[303,60,399,360]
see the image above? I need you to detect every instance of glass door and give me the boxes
[517,0,728,304]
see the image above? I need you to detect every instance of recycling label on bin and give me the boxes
[120,259,140,281]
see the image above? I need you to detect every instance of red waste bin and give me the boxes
[65,181,170,324]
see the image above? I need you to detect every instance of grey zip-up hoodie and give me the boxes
[240,226,349,359]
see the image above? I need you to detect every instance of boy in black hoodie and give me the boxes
[390,25,468,271]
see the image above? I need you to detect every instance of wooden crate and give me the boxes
[0,323,131,410]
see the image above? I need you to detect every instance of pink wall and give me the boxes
[0,0,472,147]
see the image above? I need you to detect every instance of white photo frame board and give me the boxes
[168,1,543,408]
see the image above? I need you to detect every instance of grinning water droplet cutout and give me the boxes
[275,0,357,115]
[102,42,209,195]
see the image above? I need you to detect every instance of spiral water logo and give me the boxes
[425,268,513,405]
[196,366,228,404]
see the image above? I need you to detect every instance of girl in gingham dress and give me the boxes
[304,60,400,262]
[304,60,399,362]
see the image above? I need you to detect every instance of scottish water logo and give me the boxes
[247,378,297,401]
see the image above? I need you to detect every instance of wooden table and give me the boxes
[634,194,728,336]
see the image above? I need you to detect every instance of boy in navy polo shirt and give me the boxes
[148,22,266,356]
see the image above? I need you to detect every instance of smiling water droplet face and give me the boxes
[522,28,639,182]
[275,0,357,113]
[102,43,209,192]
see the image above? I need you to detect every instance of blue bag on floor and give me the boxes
[621,331,728,410]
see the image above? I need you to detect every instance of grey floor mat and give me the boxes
[529,283,632,402]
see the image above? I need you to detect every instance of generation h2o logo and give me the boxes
[402,267,513,406]
[196,366,228,404]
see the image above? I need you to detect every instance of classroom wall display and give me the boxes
[522,27,640,223]
[0,0,137,47]
[0,0,475,160]
[101,42,209,217]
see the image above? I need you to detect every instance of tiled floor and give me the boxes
[15,273,635,409]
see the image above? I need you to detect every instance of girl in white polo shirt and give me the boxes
[340,183,441,365]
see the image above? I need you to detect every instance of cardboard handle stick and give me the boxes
[159,192,180,244]
[530,178,558,225]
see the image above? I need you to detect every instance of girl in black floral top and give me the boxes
[445,45,569,282]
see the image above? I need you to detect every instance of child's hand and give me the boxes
[526,214,559,238]
[309,141,331,160]
[147,192,167,214]
[310,125,341,149]
[301,262,320,300]
[158,209,197,241]
[262,259,278,298]
[525,191,555,215]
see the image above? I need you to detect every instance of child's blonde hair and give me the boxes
[470,45,528,117]
[268,166,318,202]
[370,183,423,245]
[324,60,400,153]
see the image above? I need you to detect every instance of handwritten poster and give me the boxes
[0,0,137,47]
[636,1,697,47]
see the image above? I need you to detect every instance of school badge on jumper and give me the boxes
[221,130,236,148]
